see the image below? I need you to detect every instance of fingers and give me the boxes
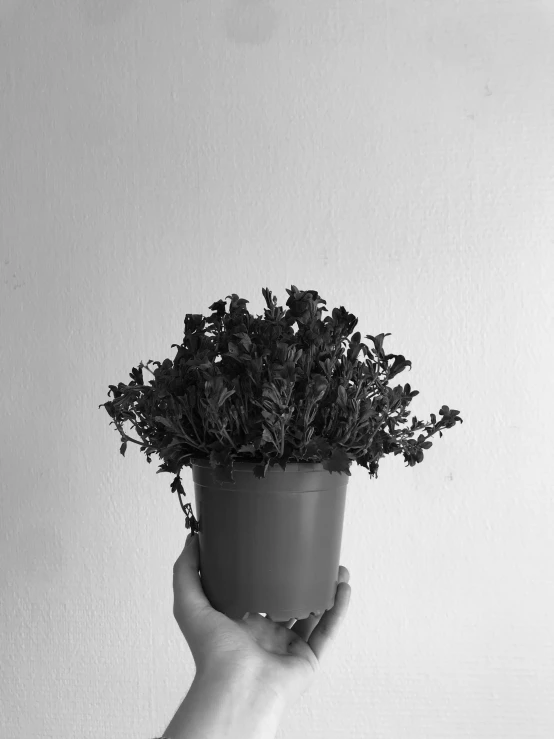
[265,615,296,628]
[306,579,351,664]
[172,534,212,628]
[291,566,350,641]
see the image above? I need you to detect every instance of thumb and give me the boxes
[173,533,212,621]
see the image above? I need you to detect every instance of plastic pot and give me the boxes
[191,458,350,621]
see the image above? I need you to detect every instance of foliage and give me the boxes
[99,286,463,533]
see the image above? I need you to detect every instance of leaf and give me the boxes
[237,443,256,455]
[337,385,348,411]
[101,285,463,501]
[359,402,378,423]
[366,332,391,358]
[388,355,412,379]
[235,332,253,351]
[170,474,186,497]
[322,447,352,476]
[253,458,271,479]
[305,435,333,459]
[218,388,236,407]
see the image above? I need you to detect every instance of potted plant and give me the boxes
[99,285,463,621]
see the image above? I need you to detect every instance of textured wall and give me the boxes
[1,1,553,737]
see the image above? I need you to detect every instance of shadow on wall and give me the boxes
[224,0,280,45]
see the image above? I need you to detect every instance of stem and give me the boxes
[210,409,238,451]
[363,408,389,451]
[116,428,146,446]
[112,418,147,447]
[178,399,204,447]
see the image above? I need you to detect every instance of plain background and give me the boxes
[1,1,553,737]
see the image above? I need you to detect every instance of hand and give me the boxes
[172,532,352,711]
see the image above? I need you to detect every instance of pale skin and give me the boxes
[164,531,352,737]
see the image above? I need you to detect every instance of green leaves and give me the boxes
[99,286,464,533]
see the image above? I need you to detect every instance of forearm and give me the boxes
[162,665,286,739]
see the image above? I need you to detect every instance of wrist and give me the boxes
[164,662,285,739]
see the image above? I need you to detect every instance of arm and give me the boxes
[162,532,352,738]
[161,664,286,739]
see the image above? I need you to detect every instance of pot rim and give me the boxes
[190,456,332,472]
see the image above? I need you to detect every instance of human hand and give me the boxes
[172,532,352,711]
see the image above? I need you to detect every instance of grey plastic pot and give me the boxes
[191,458,350,621]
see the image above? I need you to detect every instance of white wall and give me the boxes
[1,1,553,737]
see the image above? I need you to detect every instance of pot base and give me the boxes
[239,602,331,622]
[262,606,327,621]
